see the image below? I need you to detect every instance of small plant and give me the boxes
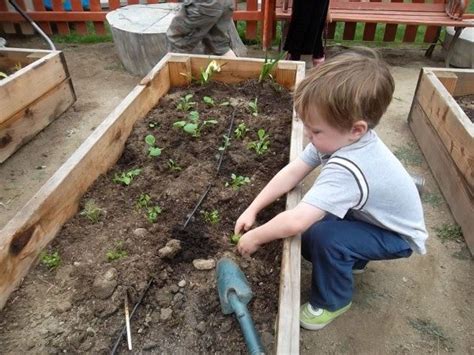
[173,111,217,137]
[136,193,151,209]
[177,94,196,112]
[144,134,163,157]
[258,52,285,83]
[248,98,258,117]
[201,209,220,225]
[0,71,7,79]
[80,199,104,223]
[226,173,250,190]
[146,205,162,223]
[218,134,231,152]
[106,241,128,262]
[167,159,182,172]
[40,251,61,270]
[203,96,215,106]
[199,60,222,85]
[234,122,249,139]
[230,233,241,245]
[148,121,159,129]
[113,168,141,186]
[434,223,463,243]
[248,129,270,155]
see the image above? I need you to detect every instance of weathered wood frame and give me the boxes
[0,53,305,354]
[0,47,76,163]
[408,67,474,253]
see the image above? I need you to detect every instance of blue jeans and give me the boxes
[301,214,412,311]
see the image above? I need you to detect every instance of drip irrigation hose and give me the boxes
[182,106,237,229]
[8,0,56,50]
[110,278,154,355]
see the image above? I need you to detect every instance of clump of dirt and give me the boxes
[455,94,474,123]
[0,79,293,353]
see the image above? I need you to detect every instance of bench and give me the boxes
[268,0,474,67]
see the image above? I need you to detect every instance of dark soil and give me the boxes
[455,94,474,123]
[0,79,293,353]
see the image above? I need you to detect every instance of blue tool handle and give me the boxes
[228,292,265,355]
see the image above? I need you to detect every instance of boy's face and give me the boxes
[302,107,358,155]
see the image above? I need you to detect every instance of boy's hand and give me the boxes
[234,209,256,235]
[237,231,260,257]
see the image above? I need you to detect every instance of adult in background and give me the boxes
[167,0,237,57]
[283,0,330,67]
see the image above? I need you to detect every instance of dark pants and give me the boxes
[283,0,329,59]
[301,214,412,311]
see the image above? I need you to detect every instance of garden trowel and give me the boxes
[216,257,265,355]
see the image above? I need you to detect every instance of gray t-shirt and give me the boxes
[300,130,428,254]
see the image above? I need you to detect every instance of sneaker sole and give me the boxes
[352,268,366,275]
[300,305,351,331]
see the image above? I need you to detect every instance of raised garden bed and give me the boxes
[0,47,76,163]
[408,68,474,253]
[0,54,305,353]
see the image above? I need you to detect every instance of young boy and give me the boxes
[234,47,428,330]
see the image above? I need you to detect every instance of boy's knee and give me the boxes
[302,221,339,254]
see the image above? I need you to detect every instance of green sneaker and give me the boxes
[300,302,352,330]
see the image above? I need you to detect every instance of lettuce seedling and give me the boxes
[113,168,141,186]
[80,199,104,223]
[230,233,241,245]
[40,251,61,270]
[167,159,182,172]
[203,96,215,106]
[106,241,127,262]
[225,173,250,190]
[145,134,162,157]
[234,122,249,139]
[248,98,258,117]
[218,134,231,152]
[248,129,270,155]
[147,205,162,223]
[137,193,151,209]
[173,111,217,137]
[201,209,220,225]
[177,94,196,112]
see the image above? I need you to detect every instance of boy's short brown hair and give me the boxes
[294,47,395,131]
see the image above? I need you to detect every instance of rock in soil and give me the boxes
[92,268,118,299]
[158,239,182,259]
[192,258,216,270]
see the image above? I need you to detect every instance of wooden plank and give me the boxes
[416,69,474,190]
[327,21,336,39]
[276,60,304,355]
[16,0,34,35]
[362,22,377,41]
[0,51,67,125]
[382,0,402,42]
[408,101,474,254]
[71,0,87,34]
[343,21,357,40]
[0,0,15,33]
[403,25,418,42]
[89,0,106,35]
[428,67,474,96]
[435,71,458,95]
[330,1,445,11]
[51,0,70,34]
[108,0,120,10]
[275,61,298,90]
[0,79,76,163]
[246,0,258,39]
[263,0,276,49]
[0,55,172,310]
[168,56,192,87]
[31,0,52,35]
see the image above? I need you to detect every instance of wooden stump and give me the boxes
[106,4,247,77]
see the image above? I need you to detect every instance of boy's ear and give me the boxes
[351,120,368,139]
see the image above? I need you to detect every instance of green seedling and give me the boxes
[258,52,285,83]
[219,100,231,106]
[218,134,231,152]
[40,251,61,270]
[248,129,270,155]
[177,94,196,112]
[230,233,241,244]
[248,98,258,117]
[147,205,162,223]
[226,173,250,190]
[173,111,217,137]
[167,159,182,172]
[106,241,127,262]
[80,199,104,223]
[203,96,215,106]
[148,121,159,129]
[234,122,249,139]
[434,223,463,243]
[201,209,220,225]
[199,60,222,85]
[145,134,163,157]
[113,168,141,186]
[136,193,151,209]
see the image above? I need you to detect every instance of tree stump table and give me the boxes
[106,3,247,76]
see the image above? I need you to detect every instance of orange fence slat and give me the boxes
[89,0,106,35]
[403,25,418,42]
[342,21,356,40]
[71,0,87,34]
[108,0,120,10]
[327,21,336,39]
[246,0,257,40]
[363,22,376,41]
[52,0,70,34]
[32,0,52,35]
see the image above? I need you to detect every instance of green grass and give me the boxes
[52,22,113,44]
[434,223,464,243]
[421,192,443,207]
[408,318,454,352]
[393,143,424,167]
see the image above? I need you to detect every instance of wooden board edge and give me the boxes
[0,47,56,55]
[425,67,474,97]
[0,63,171,310]
[409,101,474,254]
[0,78,76,163]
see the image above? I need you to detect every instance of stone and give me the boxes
[178,280,186,288]
[56,300,72,313]
[158,239,182,259]
[193,259,215,270]
[160,308,173,321]
[133,228,148,237]
[196,321,206,333]
[169,285,179,293]
[173,293,184,304]
[92,268,118,299]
